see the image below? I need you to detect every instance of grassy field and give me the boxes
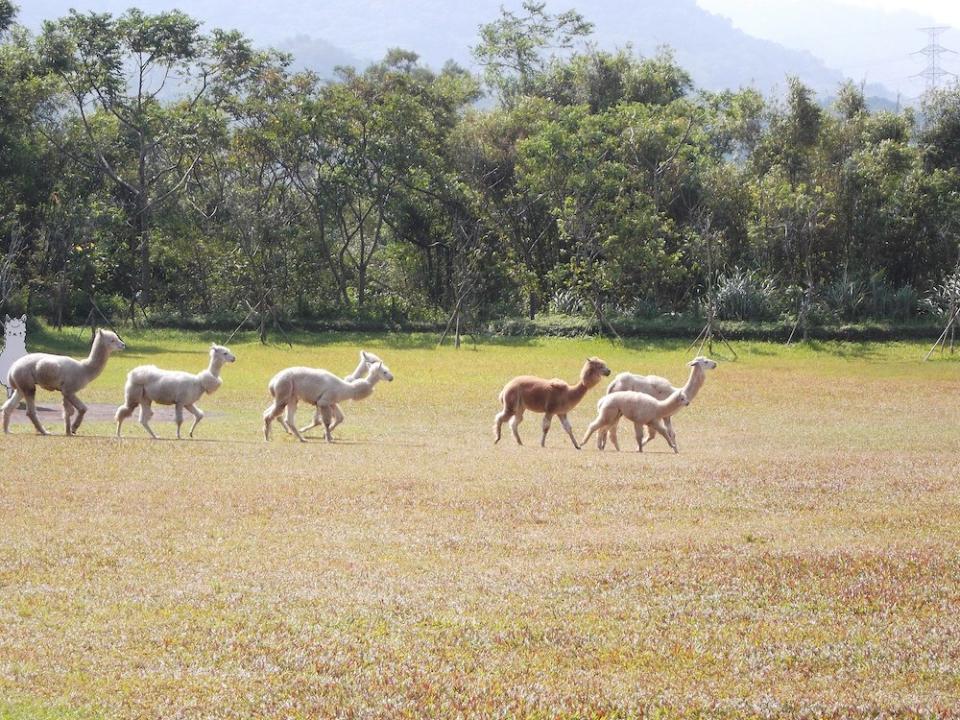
[1,327,959,719]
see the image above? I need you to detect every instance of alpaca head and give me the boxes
[96,329,126,353]
[210,344,236,364]
[4,314,26,340]
[676,390,690,406]
[368,361,394,382]
[360,350,381,366]
[583,357,611,381]
[688,356,717,370]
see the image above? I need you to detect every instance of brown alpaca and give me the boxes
[493,357,611,449]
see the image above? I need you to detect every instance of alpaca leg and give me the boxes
[327,404,345,433]
[299,404,332,437]
[138,401,158,440]
[174,404,184,440]
[597,428,606,450]
[64,392,87,434]
[115,402,135,438]
[2,388,22,434]
[186,404,204,438]
[642,423,657,449]
[285,401,305,443]
[493,408,513,444]
[332,404,345,431]
[298,411,320,435]
[278,416,292,435]
[558,414,580,450]
[62,398,75,436]
[580,417,606,448]
[320,405,335,443]
[665,417,678,453]
[651,418,677,453]
[634,421,645,452]
[540,413,553,447]
[23,390,47,436]
[609,420,621,452]
[509,410,524,446]
[263,399,287,441]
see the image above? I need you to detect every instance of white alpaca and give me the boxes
[115,344,236,439]
[600,356,717,452]
[2,328,126,435]
[272,350,381,439]
[0,314,27,398]
[581,389,690,452]
[263,359,394,442]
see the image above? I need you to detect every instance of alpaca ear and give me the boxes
[361,351,372,362]
[4,315,9,322]
[19,314,26,322]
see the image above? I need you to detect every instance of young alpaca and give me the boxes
[263,360,394,443]
[600,356,717,452]
[581,389,690,452]
[115,344,236,439]
[493,357,611,450]
[1,314,27,398]
[275,350,381,438]
[2,328,125,436]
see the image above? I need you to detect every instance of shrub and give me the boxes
[714,267,780,321]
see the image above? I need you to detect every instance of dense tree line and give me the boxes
[2,0,959,334]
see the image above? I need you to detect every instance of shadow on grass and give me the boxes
[802,340,884,359]
[27,325,171,356]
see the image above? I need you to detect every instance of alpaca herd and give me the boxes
[495,355,716,452]
[1,325,715,450]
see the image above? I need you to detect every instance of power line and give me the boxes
[912,26,957,94]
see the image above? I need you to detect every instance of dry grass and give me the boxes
[2,330,960,718]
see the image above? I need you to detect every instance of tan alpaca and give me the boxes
[115,344,236,439]
[493,357,611,449]
[601,356,716,451]
[2,329,125,435]
[263,360,394,443]
[581,388,690,452]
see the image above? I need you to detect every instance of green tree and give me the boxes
[37,9,260,310]
[473,0,592,107]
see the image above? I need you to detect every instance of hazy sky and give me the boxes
[696,0,960,96]
[698,0,960,28]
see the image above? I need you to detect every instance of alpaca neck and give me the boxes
[658,392,686,416]
[79,335,111,380]
[345,358,368,382]
[345,373,381,401]
[199,356,226,394]
[570,371,601,404]
[681,367,705,401]
[4,333,25,350]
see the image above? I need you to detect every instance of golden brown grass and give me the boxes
[1,330,959,718]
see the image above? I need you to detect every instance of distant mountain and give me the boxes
[16,0,897,98]
[276,35,365,77]
[697,0,960,103]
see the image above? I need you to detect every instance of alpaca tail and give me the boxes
[500,385,523,415]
